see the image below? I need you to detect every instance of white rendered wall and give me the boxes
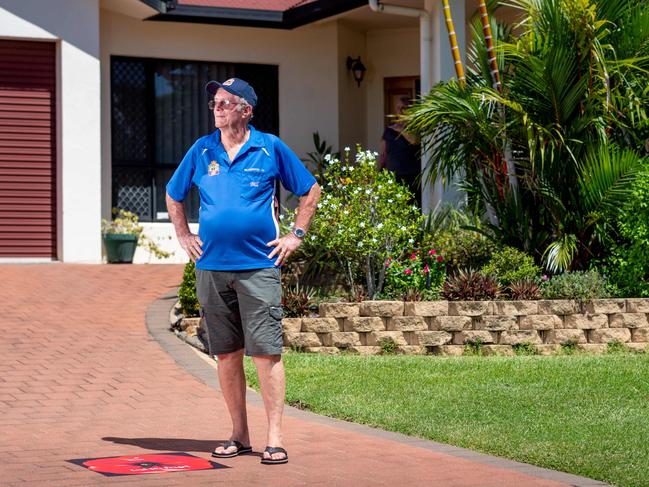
[100,8,339,263]
[0,0,102,263]
[365,27,420,153]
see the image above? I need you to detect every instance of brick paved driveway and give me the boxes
[0,265,606,486]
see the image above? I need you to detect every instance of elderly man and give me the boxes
[166,78,320,465]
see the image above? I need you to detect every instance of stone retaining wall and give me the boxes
[281,299,649,356]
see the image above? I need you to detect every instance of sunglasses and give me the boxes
[208,99,245,110]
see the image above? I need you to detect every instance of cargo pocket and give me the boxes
[269,305,284,322]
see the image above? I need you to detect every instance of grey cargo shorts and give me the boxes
[195,267,284,357]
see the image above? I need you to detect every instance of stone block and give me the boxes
[475,315,518,331]
[538,300,580,315]
[564,314,608,330]
[453,330,495,345]
[626,298,649,313]
[481,345,515,356]
[281,318,302,334]
[545,329,587,344]
[403,301,449,316]
[536,344,562,356]
[303,347,340,354]
[319,302,360,318]
[609,313,648,329]
[320,332,361,348]
[583,299,626,314]
[434,315,472,331]
[435,345,465,356]
[301,317,340,333]
[180,317,201,332]
[448,301,492,316]
[359,300,404,317]
[415,331,453,346]
[395,345,427,355]
[366,331,408,347]
[346,346,382,355]
[283,332,321,348]
[590,328,632,343]
[495,301,538,316]
[343,316,385,332]
[500,330,542,345]
[519,315,562,330]
[576,344,608,354]
[632,327,649,342]
[387,316,428,331]
[626,343,648,353]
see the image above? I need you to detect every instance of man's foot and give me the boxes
[212,440,252,458]
[260,446,288,465]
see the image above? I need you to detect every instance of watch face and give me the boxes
[294,228,305,238]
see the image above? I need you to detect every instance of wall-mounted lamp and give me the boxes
[346,56,366,87]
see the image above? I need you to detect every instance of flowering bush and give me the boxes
[292,146,423,299]
[384,249,445,299]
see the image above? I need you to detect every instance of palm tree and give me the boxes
[405,0,649,271]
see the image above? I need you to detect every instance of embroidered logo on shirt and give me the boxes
[208,161,220,176]
[250,181,259,187]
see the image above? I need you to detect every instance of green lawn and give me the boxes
[244,352,649,487]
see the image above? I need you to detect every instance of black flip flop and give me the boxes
[211,440,253,458]
[261,446,288,465]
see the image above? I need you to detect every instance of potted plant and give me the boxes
[101,208,172,263]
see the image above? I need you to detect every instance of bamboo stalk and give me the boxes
[478,0,501,91]
[441,0,466,86]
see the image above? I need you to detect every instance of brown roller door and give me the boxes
[0,40,56,257]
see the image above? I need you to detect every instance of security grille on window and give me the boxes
[111,56,279,222]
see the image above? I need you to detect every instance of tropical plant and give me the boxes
[441,269,501,301]
[404,0,649,272]
[508,279,541,300]
[282,282,317,318]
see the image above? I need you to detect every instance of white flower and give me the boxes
[343,210,349,215]
[411,205,418,210]
[345,146,351,152]
[388,180,393,184]
[372,238,378,243]
[377,223,384,229]
[365,189,371,195]
[349,166,354,171]
[357,241,363,248]
[373,151,379,156]
[377,185,382,189]
[400,226,406,231]
[279,214,285,220]
[324,154,332,161]
[408,238,414,244]
[388,199,393,203]
[359,222,365,228]
[310,235,316,241]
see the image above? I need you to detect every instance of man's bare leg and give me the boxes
[252,354,286,461]
[214,349,250,455]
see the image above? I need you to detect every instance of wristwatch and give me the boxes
[292,227,306,239]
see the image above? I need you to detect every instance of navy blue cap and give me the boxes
[206,78,257,108]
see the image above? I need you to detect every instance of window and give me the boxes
[111,56,279,222]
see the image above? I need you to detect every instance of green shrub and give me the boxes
[463,338,484,356]
[178,261,200,317]
[512,343,538,356]
[607,164,649,297]
[430,229,495,274]
[383,248,445,299]
[292,146,423,299]
[481,247,541,287]
[541,270,614,301]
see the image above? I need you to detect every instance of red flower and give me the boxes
[423,264,430,274]
[410,252,417,260]
[436,255,443,262]
[385,257,392,268]
[404,268,412,275]
[428,249,437,255]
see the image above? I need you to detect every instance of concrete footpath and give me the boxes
[0,265,610,486]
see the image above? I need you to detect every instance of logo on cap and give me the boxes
[223,79,235,86]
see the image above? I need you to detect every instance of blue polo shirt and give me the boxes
[166,126,316,271]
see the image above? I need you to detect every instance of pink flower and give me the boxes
[542,274,549,281]
[428,249,437,255]
[410,252,417,260]
[385,257,392,268]
[436,256,443,262]
[423,264,430,274]
[404,268,412,275]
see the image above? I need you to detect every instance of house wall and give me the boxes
[0,0,102,263]
[365,27,420,153]
[100,9,340,263]
[337,21,367,152]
